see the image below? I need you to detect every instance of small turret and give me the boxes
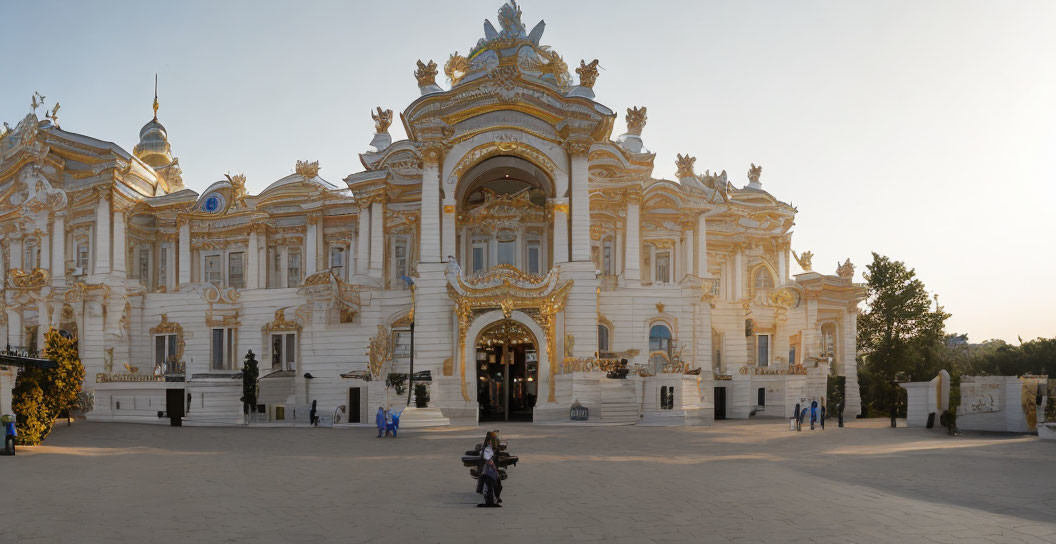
[133,76,182,191]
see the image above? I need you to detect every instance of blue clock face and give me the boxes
[203,195,222,212]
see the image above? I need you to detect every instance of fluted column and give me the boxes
[549,198,569,264]
[624,193,641,283]
[369,199,385,278]
[177,218,191,286]
[684,226,694,279]
[247,228,260,289]
[697,213,708,277]
[567,141,591,262]
[51,214,65,285]
[356,204,370,275]
[419,146,442,263]
[305,212,320,274]
[112,210,126,275]
[733,246,744,299]
[94,191,111,275]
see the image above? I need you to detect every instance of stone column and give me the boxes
[177,219,191,286]
[624,194,641,283]
[568,142,591,262]
[441,201,456,263]
[733,247,744,300]
[247,228,260,289]
[37,297,48,346]
[166,241,177,291]
[356,204,370,276]
[94,192,111,275]
[419,147,442,263]
[777,243,787,285]
[697,213,708,277]
[112,210,126,275]
[39,230,50,272]
[51,214,65,285]
[550,199,569,265]
[369,199,385,278]
[305,213,319,275]
[842,308,862,416]
[684,228,694,279]
[7,309,21,347]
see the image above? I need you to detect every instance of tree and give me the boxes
[857,253,950,416]
[240,350,259,416]
[12,329,85,445]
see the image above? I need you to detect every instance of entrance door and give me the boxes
[348,387,361,423]
[166,388,184,426]
[714,386,727,420]
[476,320,538,422]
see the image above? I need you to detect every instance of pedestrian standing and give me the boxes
[375,406,386,438]
[810,401,817,430]
[793,403,801,431]
[309,400,318,427]
[477,445,502,508]
[820,404,826,430]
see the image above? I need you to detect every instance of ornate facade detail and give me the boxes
[415,59,439,87]
[626,106,647,135]
[371,107,393,134]
[224,173,248,208]
[747,163,762,185]
[295,160,320,179]
[675,154,696,179]
[576,59,600,88]
[792,249,814,271]
[263,308,302,333]
[367,324,393,379]
[445,52,470,85]
[836,258,855,279]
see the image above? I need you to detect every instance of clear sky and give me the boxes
[2,1,1054,344]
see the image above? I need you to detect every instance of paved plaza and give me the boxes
[5,419,1055,544]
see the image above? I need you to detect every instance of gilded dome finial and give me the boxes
[152,74,159,121]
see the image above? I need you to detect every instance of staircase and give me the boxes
[600,379,639,424]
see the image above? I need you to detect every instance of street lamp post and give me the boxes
[402,276,416,407]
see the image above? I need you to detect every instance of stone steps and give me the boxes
[600,379,639,424]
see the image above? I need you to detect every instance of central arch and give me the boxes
[462,309,550,422]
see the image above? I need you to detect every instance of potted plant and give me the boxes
[414,383,430,408]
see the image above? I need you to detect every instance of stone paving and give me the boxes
[4,419,1055,543]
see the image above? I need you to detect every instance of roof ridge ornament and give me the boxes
[295,160,320,179]
[414,59,443,96]
[618,106,648,154]
[747,163,763,190]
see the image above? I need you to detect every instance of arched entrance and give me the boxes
[475,319,539,422]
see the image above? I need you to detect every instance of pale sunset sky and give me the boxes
[2,1,1053,344]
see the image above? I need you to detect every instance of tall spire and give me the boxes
[152,73,159,121]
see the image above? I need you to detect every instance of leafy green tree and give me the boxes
[12,329,85,445]
[856,253,950,416]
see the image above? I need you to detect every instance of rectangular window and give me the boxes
[758,387,766,407]
[527,241,541,275]
[287,250,302,287]
[205,254,222,285]
[285,333,297,371]
[208,328,236,370]
[789,347,797,367]
[24,241,38,270]
[271,333,297,371]
[497,240,516,267]
[271,248,281,288]
[757,334,770,367]
[330,246,345,279]
[602,240,613,275]
[393,330,412,359]
[394,240,408,281]
[155,334,178,373]
[655,252,670,284]
[76,243,90,270]
[228,252,245,288]
[471,244,485,274]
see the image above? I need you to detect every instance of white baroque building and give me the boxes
[0,2,865,426]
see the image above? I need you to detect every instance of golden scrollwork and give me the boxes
[748,163,762,184]
[367,324,393,379]
[263,308,302,334]
[792,249,813,271]
[445,52,470,85]
[626,106,647,135]
[836,258,855,279]
[150,314,185,364]
[7,268,50,290]
[415,59,439,87]
[576,59,600,88]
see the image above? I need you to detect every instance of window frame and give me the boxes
[203,252,223,285]
[287,249,302,288]
[210,328,237,371]
[655,251,671,284]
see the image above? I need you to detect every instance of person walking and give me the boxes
[793,403,801,431]
[309,400,318,427]
[375,406,386,438]
[384,408,394,437]
[820,404,827,430]
[477,444,502,507]
[810,401,818,430]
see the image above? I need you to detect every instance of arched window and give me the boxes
[23,237,39,270]
[752,266,775,291]
[821,322,838,373]
[597,324,610,354]
[649,324,671,353]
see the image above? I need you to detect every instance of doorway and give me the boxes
[714,386,727,420]
[348,387,361,423]
[165,388,185,426]
[476,320,538,422]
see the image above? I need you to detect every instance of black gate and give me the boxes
[165,388,184,426]
[348,387,361,423]
[714,386,727,420]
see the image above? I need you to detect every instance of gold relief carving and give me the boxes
[450,141,559,180]
[656,302,665,314]
[263,308,302,334]
[576,59,600,88]
[371,107,393,134]
[442,357,454,377]
[538,49,568,80]
[563,138,591,156]
[647,239,676,249]
[205,310,240,328]
[836,258,855,279]
[792,249,813,271]
[7,268,50,290]
[445,52,469,85]
[626,106,647,135]
[149,314,186,364]
[443,204,455,214]
[415,59,439,87]
[675,154,696,178]
[224,173,248,209]
[564,334,574,358]
[296,160,321,179]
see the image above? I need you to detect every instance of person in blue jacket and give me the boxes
[375,407,386,438]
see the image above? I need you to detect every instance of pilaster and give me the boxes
[567,140,591,262]
[177,218,191,287]
[356,205,370,276]
[623,192,641,284]
[696,213,708,277]
[419,147,442,263]
[94,190,111,275]
[51,213,65,285]
[369,199,385,278]
[549,198,569,265]
[112,210,126,275]
[247,228,260,289]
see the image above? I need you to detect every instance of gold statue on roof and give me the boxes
[836,258,855,279]
[626,106,647,135]
[295,160,320,179]
[445,52,470,85]
[792,250,813,272]
[538,49,567,79]
[415,59,438,87]
[675,153,696,179]
[576,59,599,88]
[371,107,392,134]
[225,173,248,208]
[748,163,762,184]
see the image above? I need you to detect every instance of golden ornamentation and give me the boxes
[675,154,696,179]
[415,59,439,87]
[564,334,574,358]
[263,308,302,333]
[538,49,568,80]
[442,357,454,377]
[748,163,762,184]
[450,140,559,180]
[296,160,320,179]
[461,189,546,233]
[738,365,807,376]
[792,249,813,271]
[205,311,241,328]
[7,268,50,290]
[371,107,393,134]
[626,106,647,135]
[149,314,186,365]
[445,52,470,85]
[576,59,600,88]
[563,139,591,156]
[836,258,854,279]
[225,173,248,208]
[123,363,140,374]
[656,302,665,314]
[367,324,393,379]
[443,204,455,214]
